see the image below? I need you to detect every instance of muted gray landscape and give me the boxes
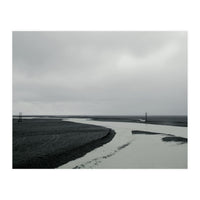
[13,31,187,169]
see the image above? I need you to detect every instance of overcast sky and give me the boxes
[13,31,187,115]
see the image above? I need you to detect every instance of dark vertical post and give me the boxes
[145,112,147,123]
[18,112,22,122]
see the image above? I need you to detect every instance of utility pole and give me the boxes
[145,112,147,123]
[18,112,22,122]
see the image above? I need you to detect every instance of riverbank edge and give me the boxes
[13,119,116,169]
[132,130,187,144]
[57,129,116,169]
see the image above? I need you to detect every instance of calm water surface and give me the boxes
[59,118,187,169]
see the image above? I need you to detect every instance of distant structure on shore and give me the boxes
[138,112,148,123]
[18,112,22,122]
[145,112,148,123]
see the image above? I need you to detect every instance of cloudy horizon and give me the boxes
[13,31,187,115]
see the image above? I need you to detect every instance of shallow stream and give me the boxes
[59,118,187,169]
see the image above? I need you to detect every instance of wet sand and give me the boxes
[13,119,115,168]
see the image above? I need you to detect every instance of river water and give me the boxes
[59,118,187,169]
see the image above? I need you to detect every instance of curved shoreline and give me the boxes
[56,129,116,169]
[13,119,116,169]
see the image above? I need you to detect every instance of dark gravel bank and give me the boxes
[13,119,115,169]
[132,130,187,144]
[162,136,187,143]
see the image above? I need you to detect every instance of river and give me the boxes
[59,118,187,169]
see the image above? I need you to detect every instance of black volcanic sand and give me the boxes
[13,119,115,169]
[132,130,164,135]
[162,136,187,143]
[90,116,187,127]
[132,130,187,144]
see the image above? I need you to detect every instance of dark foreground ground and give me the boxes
[13,119,115,169]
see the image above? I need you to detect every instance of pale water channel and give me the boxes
[59,118,187,169]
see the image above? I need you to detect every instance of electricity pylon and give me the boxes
[145,112,147,123]
[18,112,22,122]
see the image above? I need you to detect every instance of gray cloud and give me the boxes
[13,31,187,115]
